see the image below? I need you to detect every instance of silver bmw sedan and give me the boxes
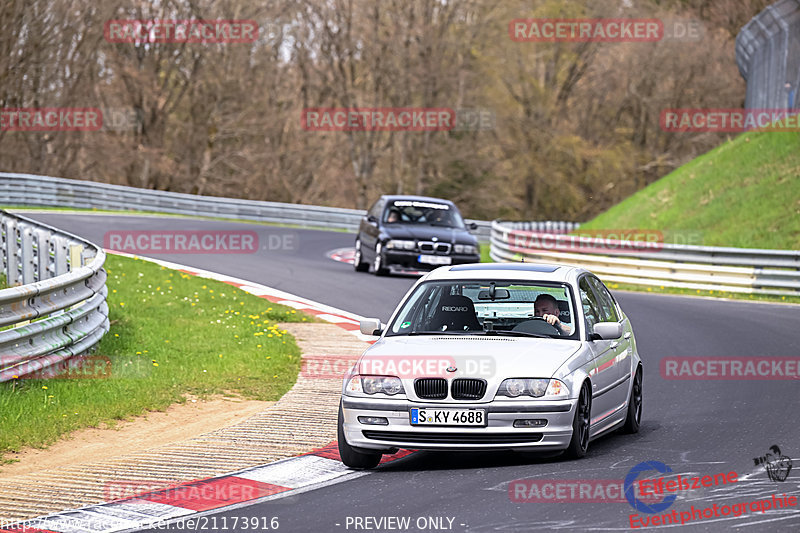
[338,263,643,469]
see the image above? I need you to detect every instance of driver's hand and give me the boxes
[542,314,560,326]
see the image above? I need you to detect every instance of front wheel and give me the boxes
[353,240,369,272]
[564,382,591,459]
[338,402,382,469]
[372,242,389,276]
[622,366,642,434]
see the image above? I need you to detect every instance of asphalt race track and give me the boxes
[27,213,800,532]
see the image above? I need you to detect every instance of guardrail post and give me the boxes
[54,236,69,276]
[20,225,35,285]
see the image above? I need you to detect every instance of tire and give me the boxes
[622,366,642,434]
[564,382,591,459]
[353,240,369,272]
[372,242,389,276]
[337,402,382,469]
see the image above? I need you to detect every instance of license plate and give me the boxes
[418,254,451,265]
[410,408,486,427]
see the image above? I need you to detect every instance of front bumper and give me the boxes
[383,250,480,272]
[341,396,577,452]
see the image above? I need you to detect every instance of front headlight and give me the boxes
[348,375,405,395]
[454,244,478,254]
[496,378,569,399]
[386,240,416,250]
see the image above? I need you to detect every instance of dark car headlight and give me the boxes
[454,244,478,254]
[386,240,416,250]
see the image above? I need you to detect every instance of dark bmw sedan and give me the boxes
[354,195,481,275]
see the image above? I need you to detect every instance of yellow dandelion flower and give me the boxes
[42,386,48,390]
[257,344,262,348]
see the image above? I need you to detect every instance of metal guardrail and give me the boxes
[490,220,800,296]
[0,172,580,244]
[736,0,800,110]
[0,210,109,382]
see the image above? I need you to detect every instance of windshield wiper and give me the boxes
[408,330,478,336]
[479,330,552,339]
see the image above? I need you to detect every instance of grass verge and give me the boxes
[0,254,311,463]
[580,131,800,249]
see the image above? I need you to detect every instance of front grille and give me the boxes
[414,378,447,399]
[363,430,543,444]
[451,379,487,400]
[418,241,451,254]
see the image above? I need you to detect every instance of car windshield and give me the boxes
[386,280,579,339]
[384,200,465,229]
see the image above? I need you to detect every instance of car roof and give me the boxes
[422,262,584,283]
[379,195,457,207]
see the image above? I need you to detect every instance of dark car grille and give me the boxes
[451,379,487,400]
[418,241,451,254]
[363,430,543,444]
[414,378,447,399]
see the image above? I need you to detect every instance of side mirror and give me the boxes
[367,215,378,224]
[359,318,383,336]
[468,222,478,230]
[593,322,623,340]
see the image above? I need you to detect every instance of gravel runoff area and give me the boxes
[0,323,367,522]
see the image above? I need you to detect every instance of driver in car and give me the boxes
[534,294,572,335]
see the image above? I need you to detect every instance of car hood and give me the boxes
[383,225,476,244]
[360,335,582,380]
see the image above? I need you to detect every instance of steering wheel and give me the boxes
[512,317,561,335]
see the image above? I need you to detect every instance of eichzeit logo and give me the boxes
[509,18,663,42]
[104,19,258,44]
[661,109,800,132]
[0,108,102,131]
[302,108,456,132]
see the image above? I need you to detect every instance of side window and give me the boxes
[588,276,619,323]
[368,200,383,220]
[579,278,601,332]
